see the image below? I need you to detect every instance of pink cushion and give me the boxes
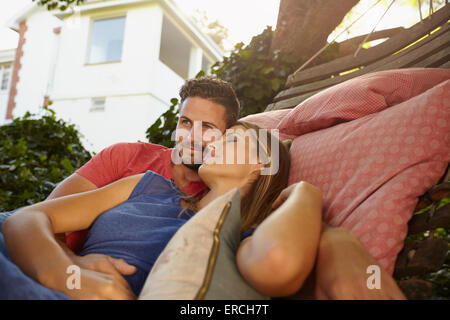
[240,109,296,141]
[287,80,450,274]
[278,68,450,136]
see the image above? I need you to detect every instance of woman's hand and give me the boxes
[272,181,322,209]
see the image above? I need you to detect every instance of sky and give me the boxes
[0,0,442,52]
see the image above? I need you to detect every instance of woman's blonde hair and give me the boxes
[236,121,291,232]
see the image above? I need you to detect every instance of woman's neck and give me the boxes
[196,181,239,211]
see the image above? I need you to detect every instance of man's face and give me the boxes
[175,96,228,170]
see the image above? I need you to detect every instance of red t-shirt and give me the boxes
[66,142,207,253]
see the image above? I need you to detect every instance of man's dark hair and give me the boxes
[179,77,240,128]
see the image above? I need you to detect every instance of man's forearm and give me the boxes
[319,222,357,250]
[2,210,74,290]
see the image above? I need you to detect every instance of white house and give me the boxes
[0,48,15,125]
[4,0,224,152]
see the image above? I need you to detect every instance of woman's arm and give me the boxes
[236,181,322,297]
[2,174,143,292]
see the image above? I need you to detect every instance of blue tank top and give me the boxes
[79,170,254,296]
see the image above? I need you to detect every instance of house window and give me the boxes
[0,65,11,91]
[159,15,191,79]
[90,97,106,111]
[88,16,126,64]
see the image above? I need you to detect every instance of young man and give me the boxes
[61,77,239,253]
[0,77,239,269]
[0,77,404,299]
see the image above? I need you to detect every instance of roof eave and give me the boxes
[7,0,224,60]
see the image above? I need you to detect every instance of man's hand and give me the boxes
[314,226,406,299]
[67,254,137,299]
[290,225,406,300]
[273,183,405,299]
[72,253,137,277]
[40,253,137,300]
[62,262,136,300]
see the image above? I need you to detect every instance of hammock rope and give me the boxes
[293,0,383,75]
[291,0,445,76]
[354,0,397,57]
[418,0,423,21]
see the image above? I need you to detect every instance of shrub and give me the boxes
[210,26,299,117]
[145,98,179,148]
[0,106,92,211]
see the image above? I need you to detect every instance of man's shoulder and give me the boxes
[107,141,172,154]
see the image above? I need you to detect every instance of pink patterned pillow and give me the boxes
[288,80,450,275]
[278,68,450,136]
[240,109,296,141]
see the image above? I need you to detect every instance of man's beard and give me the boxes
[178,149,202,171]
[182,162,202,171]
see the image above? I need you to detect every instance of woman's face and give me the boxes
[198,125,263,186]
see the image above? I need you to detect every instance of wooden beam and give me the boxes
[285,4,450,88]
[440,60,450,68]
[336,27,405,58]
[269,23,449,107]
[412,45,450,67]
[266,90,319,111]
[371,29,450,70]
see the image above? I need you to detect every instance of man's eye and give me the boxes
[181,119,190,125]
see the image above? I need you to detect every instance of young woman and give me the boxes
[1,121,323,300]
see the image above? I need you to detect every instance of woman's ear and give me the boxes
[238,165,263,197]
[249,164,264,182]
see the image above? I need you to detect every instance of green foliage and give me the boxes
[403,195,450,300]
[422,254,450,299]
[32,0,85,11]
[210,26,298,118]
[145,98,180,148]
[0,106,92,212]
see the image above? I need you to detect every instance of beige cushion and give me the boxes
[138,188,268,300]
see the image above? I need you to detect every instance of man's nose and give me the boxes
[186,122,203,146]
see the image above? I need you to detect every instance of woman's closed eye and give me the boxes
[226,134,239,143]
